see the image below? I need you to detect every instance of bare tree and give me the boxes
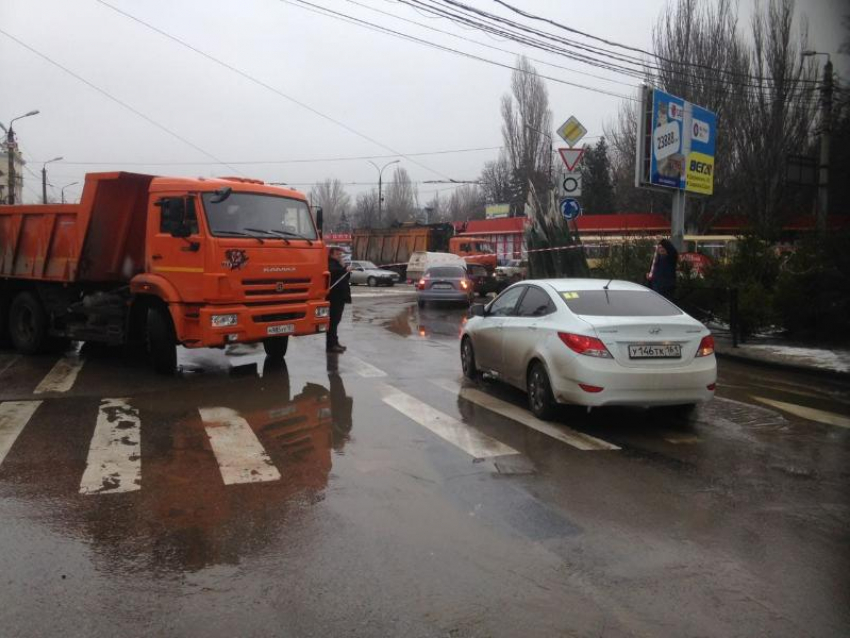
[422,192,445,223]
[383,166,418,225]
[735,0,817,235]
[309,178,351,232]
[479,150,514,204]
[354,190,379,229]
[446,184,486,221]
[501,56,552,214]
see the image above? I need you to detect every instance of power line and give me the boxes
[489,0,820,86]
[285,0,638,101]
[95,0,454,181]
[401,0,820,103]
[36,145,504,166]
[341,0,636,88]
[0,29,243,175]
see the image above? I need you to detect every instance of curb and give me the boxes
[715,348,850,382]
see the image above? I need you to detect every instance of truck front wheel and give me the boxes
[146,306,177,375]
[263,336,289,359]
[9,292,48,354]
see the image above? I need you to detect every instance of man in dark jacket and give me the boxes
[327,246,351,353]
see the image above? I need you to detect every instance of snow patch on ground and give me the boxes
[742,344,850,373]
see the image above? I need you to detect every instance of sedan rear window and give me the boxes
[559,290,682,316]
[427,267,465,278]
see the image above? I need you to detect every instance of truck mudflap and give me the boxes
[179,301,330,348]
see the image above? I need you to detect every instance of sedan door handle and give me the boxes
[151,254,163,260]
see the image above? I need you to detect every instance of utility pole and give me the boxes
[803,51,833,232]
[41,156,63,204]
[3,110,40,205]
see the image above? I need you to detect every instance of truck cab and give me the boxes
[449,236,498,272]
[0,172,330,373]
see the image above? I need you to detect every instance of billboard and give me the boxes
[636,87,717,195]
[485,203,510,219]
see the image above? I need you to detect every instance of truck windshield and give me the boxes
[202,192,318,240]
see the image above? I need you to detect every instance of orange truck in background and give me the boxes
[0,172,330,373]
[448,236,498,271]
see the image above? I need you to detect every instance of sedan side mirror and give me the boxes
[469,303,486,317]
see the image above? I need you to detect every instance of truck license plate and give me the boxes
[628,344,681,359]
[267,324,295,335]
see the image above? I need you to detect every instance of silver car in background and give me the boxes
[417,265,474,308]
[349,261,399,287]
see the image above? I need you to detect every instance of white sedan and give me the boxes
[460,279,716,419]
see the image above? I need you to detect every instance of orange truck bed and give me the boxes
[0,172,152,284]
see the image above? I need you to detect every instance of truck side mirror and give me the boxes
[315,206,324,234]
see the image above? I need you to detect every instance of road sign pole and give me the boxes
[671,189,686,252]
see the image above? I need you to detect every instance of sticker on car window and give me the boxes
[561,292,579,299]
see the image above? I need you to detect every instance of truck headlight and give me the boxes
[315,307,330,318]
[211,314,238,327]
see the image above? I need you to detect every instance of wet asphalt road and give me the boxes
[1,286,848,637]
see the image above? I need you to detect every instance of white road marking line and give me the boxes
[0,401,42,468]
[33,357,85,394]
[199,407,281,485]
[344,355,387,378]
[664,435,702,445]
[0,355,21,378]
[433,379,620,451]
[752,396,850,430]
[79,398,142,495]
[380,385,518,458]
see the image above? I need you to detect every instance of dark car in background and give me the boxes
[416,265,474,308]
[466,263,503,296]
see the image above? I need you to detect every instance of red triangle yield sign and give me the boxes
[558,148,585,172]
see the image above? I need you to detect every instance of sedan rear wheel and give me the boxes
[461,337,478,379]
[527,362,557,421]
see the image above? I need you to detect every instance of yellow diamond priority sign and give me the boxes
[557,116,587,148]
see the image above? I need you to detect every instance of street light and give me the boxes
[4,109,40,205]
[367,159,400,226]
[802,50,833,232]
[60,181,79,204]
[42,156,63,204]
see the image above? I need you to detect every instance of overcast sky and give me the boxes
[2,0,847,205]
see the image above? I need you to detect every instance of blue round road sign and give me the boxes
[560,198,582,221]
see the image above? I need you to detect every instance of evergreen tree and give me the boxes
[580,137,615,214]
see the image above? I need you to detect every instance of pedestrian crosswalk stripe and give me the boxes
[0,355,21,379]
[433,379,620,451]
[344,355,387,378]
[752,396,850,430]
[199,407,282,485]
[380,384,518,459]
[34,357,85,394]
[0,401,42,468]
[79,398,142,495]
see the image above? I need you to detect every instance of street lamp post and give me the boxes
[61,181,79,204]
[3,109,40,205]
[367,159,399,227]
[802,50,833,232]
[42,156,63,204]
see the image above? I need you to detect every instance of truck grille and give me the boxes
[252,311,306,323]
[242,277,312,300]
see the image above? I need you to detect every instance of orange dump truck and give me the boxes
[0,172,330,373]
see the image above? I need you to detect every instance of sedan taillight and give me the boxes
[417,278,426,290]
[460,279,470,290]
[558,332,612,358]
[696,335,715,357]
